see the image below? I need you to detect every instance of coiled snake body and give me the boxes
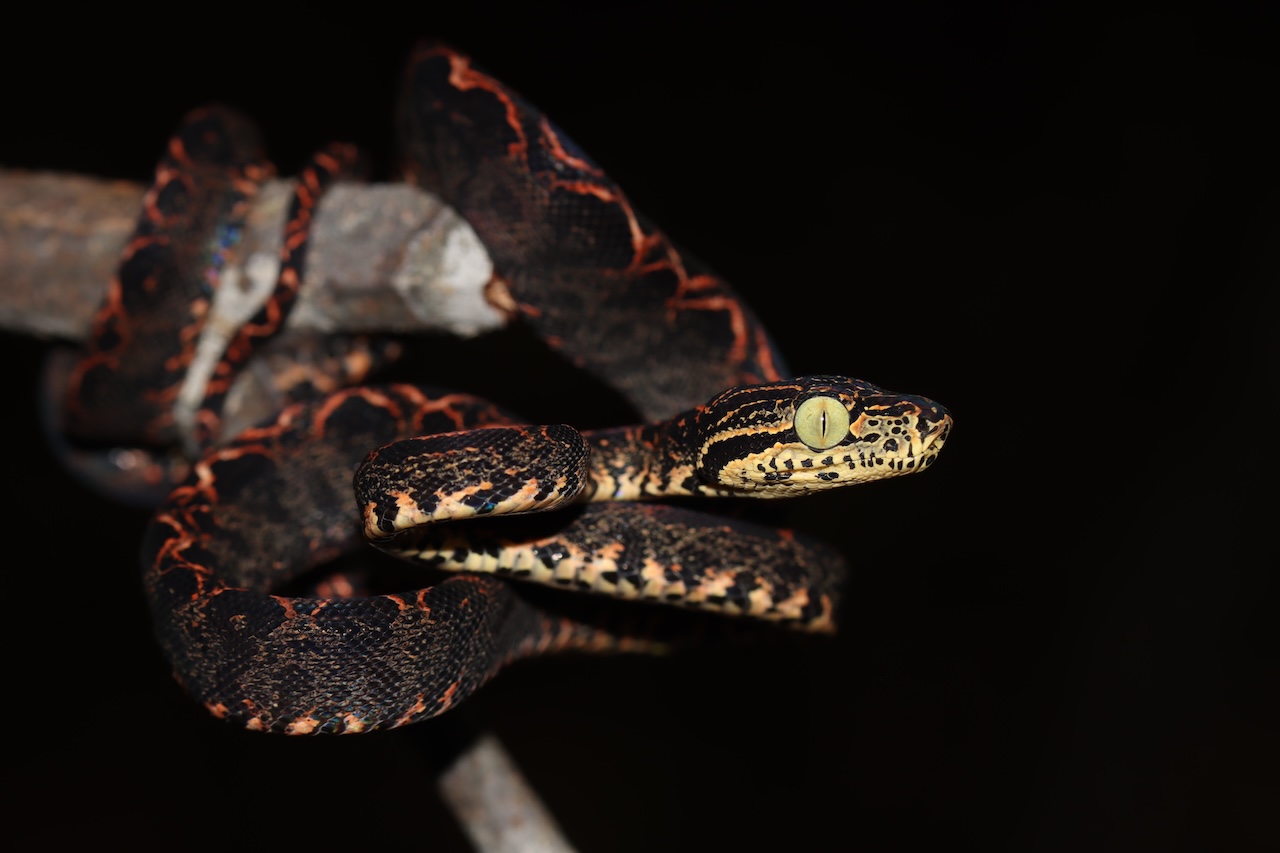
[61,43,951,734]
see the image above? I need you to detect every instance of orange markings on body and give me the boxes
[393,693,429,728]
[539,116,603,175]
[293,179,320,212]
[167,136,193,168]
[207,441,275,468]
[596,541,625,565]
[404,391,500,432]
[285,716,320,735]
[435,680,461,711]
[668,292,750,366]
[751,325,784,382]
[608,194,667,272]
[269,595,298,620]
[547,177,617,204]
[146,514,214,602]
[281,220,310,254]
[141,166,192,227]
[312,386,402,437]
[435,48,529,163]
[313,148,344,175]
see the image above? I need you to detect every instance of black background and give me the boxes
[2,5,1275,851]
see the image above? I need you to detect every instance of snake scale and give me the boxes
[57,41,952,734]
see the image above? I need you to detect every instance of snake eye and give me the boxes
[793,395,850,451]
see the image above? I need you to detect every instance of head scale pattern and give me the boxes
[694,375,952,494]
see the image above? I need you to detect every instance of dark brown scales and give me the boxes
[115,43,951,734]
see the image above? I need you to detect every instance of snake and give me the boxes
[58,41,952,734]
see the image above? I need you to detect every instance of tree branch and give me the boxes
[0,167,506,342]
[2,165,576,853]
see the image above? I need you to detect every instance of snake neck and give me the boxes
[581,415,712,502]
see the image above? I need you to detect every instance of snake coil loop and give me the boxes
[59,42,950,734]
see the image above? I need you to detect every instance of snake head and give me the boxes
[694,375,952,495]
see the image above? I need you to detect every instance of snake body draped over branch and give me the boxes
[53,41,952,734]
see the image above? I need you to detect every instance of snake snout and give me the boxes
[918,400,952,439]
[911,399,953,460]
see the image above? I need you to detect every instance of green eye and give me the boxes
[794,395,850,451]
